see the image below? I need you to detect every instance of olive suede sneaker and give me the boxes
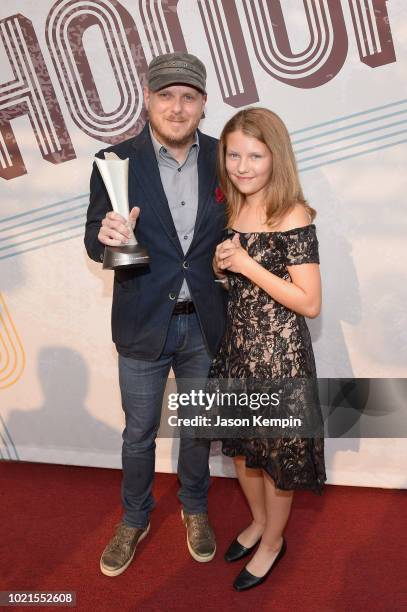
[181,510,216,562]
[100,522,150,577]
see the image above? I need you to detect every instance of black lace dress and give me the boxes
[209,224,326,494]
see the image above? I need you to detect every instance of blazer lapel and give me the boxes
[129,125,183,255]
[191,131,217,241]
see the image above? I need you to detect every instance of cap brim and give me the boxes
[149,73,206,94]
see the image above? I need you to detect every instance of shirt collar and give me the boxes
[149,123,199,162]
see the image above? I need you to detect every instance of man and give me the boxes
[84,52,227,576]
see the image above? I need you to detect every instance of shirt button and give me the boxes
[178,168,182,173]
[181,201,186,206]
[169,292,176,300]
[184,235,188,240]
[183,261,189,269]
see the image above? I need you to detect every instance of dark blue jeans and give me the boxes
[118,313,213,528]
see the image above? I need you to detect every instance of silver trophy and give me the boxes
[95,152,149,269]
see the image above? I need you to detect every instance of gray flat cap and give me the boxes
[148,52,206,94]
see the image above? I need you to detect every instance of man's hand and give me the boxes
[213,244,227,279]
[98,206,140,246]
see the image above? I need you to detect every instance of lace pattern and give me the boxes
[209,225,326,494]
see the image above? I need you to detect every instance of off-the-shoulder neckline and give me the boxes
[230,223,315,236]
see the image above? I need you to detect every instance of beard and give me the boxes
[149,117,198,148]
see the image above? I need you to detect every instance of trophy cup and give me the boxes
[95,152,149,269]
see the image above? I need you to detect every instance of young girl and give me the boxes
[210,108,326,591]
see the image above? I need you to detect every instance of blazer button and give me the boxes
[182,261,189,269]
[169,292,176,300]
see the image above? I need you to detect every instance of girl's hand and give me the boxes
[217,233,252,275]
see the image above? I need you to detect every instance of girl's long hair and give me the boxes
[217,107,316,228]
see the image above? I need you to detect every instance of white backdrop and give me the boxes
[1,0,406,489]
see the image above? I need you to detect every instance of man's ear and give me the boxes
[201,94,207,119]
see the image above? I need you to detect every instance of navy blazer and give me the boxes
[84,123,228,360]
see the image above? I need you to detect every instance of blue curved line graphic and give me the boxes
[0,194,89,224]
[0,223,84,252]
[0,414,19,461]
[292,99,407,134]
[0,213,86,243]
[0,203,88,235]
[295,119,407,154]
[298,128,407,163]
[0,232,84,260]
[300,138,407,172]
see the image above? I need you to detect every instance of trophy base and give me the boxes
[103,244,150,270]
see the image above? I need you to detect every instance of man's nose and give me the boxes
[170,97,182,113]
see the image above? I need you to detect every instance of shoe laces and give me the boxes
[108,523,136,551]
[186,513,212,541]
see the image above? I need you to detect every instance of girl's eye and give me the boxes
[251,154,261,159]
[228,153,239,159]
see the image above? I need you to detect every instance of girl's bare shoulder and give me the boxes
[274,202,312,232]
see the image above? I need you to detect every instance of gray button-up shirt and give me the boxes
[149,125,199,301]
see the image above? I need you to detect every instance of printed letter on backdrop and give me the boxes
[0,14,76,180]
[348,0,396,68]
[242,0,348,88]
[46,0,148,144]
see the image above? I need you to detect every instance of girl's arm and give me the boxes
[239,256,321,318]
[218,208,321,317]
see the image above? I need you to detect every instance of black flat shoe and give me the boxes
[233,537,287,591]
[224,537,261,562]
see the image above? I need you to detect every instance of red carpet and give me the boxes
[1,462,405,612]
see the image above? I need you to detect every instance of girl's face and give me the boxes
[225,130,273,199]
